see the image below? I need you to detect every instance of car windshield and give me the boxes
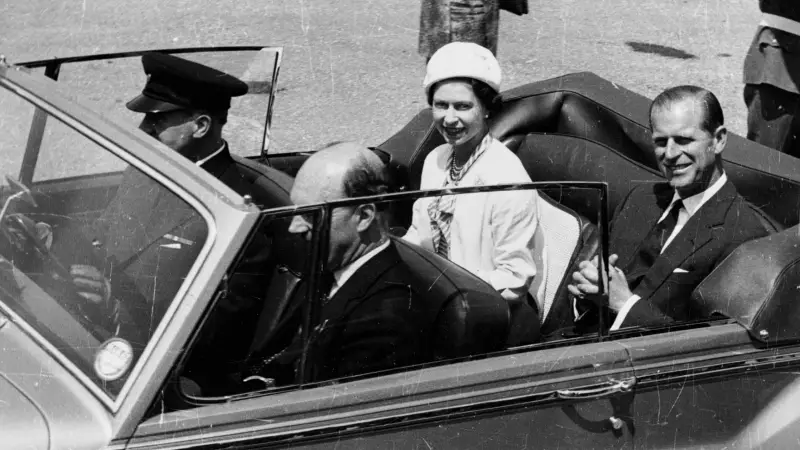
[0,78,208,398]
[21,47,281,157]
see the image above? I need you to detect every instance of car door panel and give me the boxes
[616,323,800,448]
[130,340,635,449]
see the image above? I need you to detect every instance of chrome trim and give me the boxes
[128,368,629,449]
[0,75,220,414]
[556,377,636,399]
[262,47,282,154]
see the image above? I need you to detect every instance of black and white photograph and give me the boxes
[1,0,800,448]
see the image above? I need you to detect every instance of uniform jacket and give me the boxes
[90,142,280,339]
[743,1,800,94]
[611,180,772,327]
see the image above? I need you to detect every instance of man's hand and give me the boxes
[567,254,635,312]
[70,264,111,305]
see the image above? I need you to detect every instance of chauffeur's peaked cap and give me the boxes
[126,52,248,114]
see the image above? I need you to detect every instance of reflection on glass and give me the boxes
[0,84,208,398]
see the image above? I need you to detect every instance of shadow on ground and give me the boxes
[625,41,697,60]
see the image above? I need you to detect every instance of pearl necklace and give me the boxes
[449,154,468,182]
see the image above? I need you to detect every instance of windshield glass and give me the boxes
[23,47,281,157]
[0,80,209,398]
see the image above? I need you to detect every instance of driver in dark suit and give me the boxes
[63,53,272,341]
[569,86,773,329]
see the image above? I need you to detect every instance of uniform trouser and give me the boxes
[745,83,800,158]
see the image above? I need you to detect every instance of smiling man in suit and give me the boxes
[569,86,773,329]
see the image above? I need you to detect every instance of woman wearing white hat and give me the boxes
[404,42,546,309]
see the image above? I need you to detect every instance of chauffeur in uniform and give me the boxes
[569,86,772,330]
[67,53,272,340]
[743,0,800,157]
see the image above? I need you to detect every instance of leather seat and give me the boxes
[241,235,527,389]
[392,237,536,356]
[536,193,599,337]
[231,155,293,208]
[691,224,800,345]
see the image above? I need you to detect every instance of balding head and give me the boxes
[289,142,391,271]
[291,142,389,205]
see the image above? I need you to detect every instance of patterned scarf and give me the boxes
[427,134,492,258]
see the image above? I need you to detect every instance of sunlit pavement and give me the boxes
[1,0,759,154]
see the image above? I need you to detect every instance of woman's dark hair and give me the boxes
[427,77,501,117]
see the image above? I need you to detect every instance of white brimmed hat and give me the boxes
[423,42,502,96]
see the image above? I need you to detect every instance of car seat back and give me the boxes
[536,192,600,336]
[231,155,294,208]
[391,237,538,357]
[691,225,800,345]
[376,72,799,229]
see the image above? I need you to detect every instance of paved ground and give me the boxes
[1,0,759,154]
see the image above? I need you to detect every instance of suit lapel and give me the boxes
[619,183,674,271]
[200,142,235,181]
[318,243,400,327]
[633,180,737,297]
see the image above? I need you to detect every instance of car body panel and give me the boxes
[614,323,797,447]
[131,337,633,448]
[0,357,50,450]
[0,314,111,449]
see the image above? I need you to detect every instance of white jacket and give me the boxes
[404,137,547,305]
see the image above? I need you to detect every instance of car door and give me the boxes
[2,61,268,447]
[126,183,646,449]
[608,320,800,448]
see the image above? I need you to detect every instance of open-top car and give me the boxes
[3,46,800,449]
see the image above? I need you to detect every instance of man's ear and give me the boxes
[192,114,212,139]
[712,125,727,155]
[355,203,377,232]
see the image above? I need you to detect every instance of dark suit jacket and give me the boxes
[91,166,208,340]
[304,242,442,382]
[611,180,772,327]
[200,143,290,208]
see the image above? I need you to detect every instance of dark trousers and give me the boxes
[745,83,800,158]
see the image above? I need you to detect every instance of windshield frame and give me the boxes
[18,45,284,163]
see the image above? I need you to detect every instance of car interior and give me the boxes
[373,71,800,342]
[181,71,800,401]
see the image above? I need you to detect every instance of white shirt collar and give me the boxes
[195,142,226,167]
[660,172,728,222]
[330,239,391,297]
